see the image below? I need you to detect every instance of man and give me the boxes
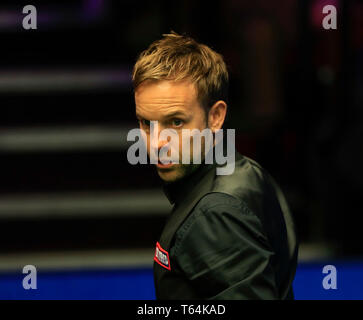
[132,31,298,299]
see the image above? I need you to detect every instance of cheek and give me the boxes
[193,112,208,130]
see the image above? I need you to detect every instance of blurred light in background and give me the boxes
[0,0,362,299]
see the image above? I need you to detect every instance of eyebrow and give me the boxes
[136,110,188,120]
[162,111,188,119]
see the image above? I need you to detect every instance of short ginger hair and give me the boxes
[132,31,229,110]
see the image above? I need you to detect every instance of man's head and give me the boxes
[132,32,229,183]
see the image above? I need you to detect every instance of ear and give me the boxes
[207,100,227,132]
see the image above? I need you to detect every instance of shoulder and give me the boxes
[215,154,271,192]
[196,192,250,213]
[212,154,281,215]
[172,191,270,257]
[181,192,255,233]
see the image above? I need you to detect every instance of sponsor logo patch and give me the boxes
[154,242,171,270]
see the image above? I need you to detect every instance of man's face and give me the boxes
[135,80,208,183]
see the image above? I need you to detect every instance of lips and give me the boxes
[156,160,175,169]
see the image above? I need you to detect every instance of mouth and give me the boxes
[156,160,175,169]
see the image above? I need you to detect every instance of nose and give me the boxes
[149,122,169,156]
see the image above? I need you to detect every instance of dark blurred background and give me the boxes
[0,0,363,298]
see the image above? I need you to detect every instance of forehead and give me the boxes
[135,80,199,117]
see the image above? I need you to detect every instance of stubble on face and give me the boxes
[156,163,200,184]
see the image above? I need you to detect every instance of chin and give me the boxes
[157,166,185,183]
[157,164,199,183]
[158,171,182,183]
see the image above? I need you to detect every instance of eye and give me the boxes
[172,119,184,127]
[140,119,150,127]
